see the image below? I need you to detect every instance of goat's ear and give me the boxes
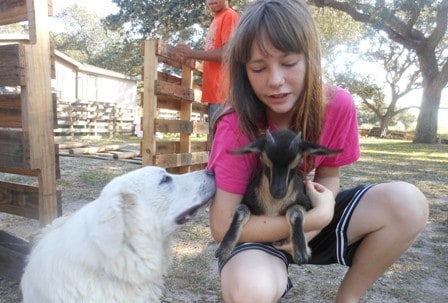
[227,137,266,155]
[289,131,302,150]
[300,141,343,156]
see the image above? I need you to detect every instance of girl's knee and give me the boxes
[381,181,429,229]
[220,253,287,303]
[222,275,283,303]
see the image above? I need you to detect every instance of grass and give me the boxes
[1,137,447,303]
[164,137,448,302]
[355,139,448,232]
[79,171,122,186]
[342,138,448,197]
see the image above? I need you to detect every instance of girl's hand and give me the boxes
[274,181,335,254]
[305,180,335,228]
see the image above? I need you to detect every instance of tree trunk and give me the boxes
[379,116,390,138]
[413,84,441,144]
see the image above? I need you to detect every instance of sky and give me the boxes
[52,0,119,16]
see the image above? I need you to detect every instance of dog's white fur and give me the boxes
[21,166,216,303]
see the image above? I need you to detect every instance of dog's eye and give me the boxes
[160,175,172,184]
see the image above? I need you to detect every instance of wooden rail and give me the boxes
[140,40,209,173]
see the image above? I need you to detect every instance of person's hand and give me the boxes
[273,181,335,255]
[305,180,335,226]
[174,43,192,62]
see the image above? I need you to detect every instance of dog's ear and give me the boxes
[87,193,127,257]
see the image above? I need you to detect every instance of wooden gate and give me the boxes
[140,40,210,173]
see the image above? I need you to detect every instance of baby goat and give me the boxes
[215,129,343,265]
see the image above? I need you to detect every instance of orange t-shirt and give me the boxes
[202,8,239,104]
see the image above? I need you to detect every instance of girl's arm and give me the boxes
[313,165,341,197]
[209,188,291,243]
[302,165,341,241]
[209,180,336,244]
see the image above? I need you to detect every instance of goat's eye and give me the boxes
[160,175,172,184]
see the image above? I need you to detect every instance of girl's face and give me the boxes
[246,38,306,128]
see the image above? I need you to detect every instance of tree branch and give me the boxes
[427,0,448,50]
[307,0,427,50]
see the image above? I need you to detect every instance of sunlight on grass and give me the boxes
[79,171,121,185]
[360,138,448,163]
[342,138,448,200]
[172,242,206,258]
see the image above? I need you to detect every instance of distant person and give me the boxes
[175,0,239,134]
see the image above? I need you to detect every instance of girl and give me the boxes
[207,0,429,302]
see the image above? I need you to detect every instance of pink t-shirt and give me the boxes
[207,87,361,195]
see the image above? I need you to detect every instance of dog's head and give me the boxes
[88,167,216,256]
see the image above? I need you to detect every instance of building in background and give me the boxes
[53,50,137,110]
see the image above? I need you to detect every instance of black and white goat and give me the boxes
[215,129,343,265]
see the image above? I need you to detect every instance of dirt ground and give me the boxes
[1,149,447,303]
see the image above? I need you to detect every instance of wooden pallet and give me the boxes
[140,40,209,173]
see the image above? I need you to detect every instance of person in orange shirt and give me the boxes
[175,0,239,133]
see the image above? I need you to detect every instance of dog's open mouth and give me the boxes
[175,201,209,225]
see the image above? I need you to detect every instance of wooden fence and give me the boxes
[54,100,135,140]
[0,0,59,226]
[140,40,209,173]
[0,0,59,278]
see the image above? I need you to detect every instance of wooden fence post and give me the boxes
[141,40,158,166]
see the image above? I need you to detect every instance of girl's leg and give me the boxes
[337,182,428,303]
[220,249,289,303]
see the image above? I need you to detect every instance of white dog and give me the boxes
[21,166,216,303]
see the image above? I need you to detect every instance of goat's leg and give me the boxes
[215,204,251,264]
[286,204,311,265]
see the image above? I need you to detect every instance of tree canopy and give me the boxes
[52,4,141,76]
[106,0,247,44]
[308,0,448,143]
[51,0,447,143]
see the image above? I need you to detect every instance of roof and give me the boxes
[54,50,137,82]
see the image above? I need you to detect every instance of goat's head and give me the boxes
[229,129,343,199]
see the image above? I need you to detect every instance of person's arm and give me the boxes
[209,182,335,245]
[314,165,341,197]
[209,188,290,243]
[175,43,228,63]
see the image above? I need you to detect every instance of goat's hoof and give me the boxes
[293,247,312,265]
[293,253,308,265]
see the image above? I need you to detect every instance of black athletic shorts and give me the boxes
[217,184,375,297]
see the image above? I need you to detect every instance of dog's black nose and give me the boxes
[205,169,215,176]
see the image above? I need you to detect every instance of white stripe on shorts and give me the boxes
[335,184,375,265]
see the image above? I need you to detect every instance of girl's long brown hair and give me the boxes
[218,0,325,172]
